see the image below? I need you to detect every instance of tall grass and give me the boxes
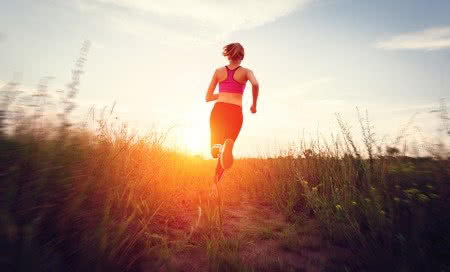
[226,104,449,271]
[1,44,449,271]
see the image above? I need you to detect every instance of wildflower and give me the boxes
[370,186,376,191]
[335,204,342,210]
[418,194,429,203]
[351,201,357,206]
[426,184,434,190]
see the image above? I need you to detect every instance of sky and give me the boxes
[1,0,449,157]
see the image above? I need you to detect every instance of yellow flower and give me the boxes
[335,204,342,210]
[351,201,357,206]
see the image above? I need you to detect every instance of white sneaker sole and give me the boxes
[211,144,222,159]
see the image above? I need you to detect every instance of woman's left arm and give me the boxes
[205,69,219,102]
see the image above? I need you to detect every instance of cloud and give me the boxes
[109,15,219,46]
[76,0,312,43]
[376,25,450,50]
[89,0,309,31]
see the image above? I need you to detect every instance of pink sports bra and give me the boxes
[218,66,246,94]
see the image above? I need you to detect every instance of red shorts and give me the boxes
[210,102,243,147]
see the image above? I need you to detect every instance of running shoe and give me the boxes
[211,144,222,159]
[220,139,234,169]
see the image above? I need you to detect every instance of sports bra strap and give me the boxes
[226,65,240,71]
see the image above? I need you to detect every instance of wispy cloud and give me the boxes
[76,0,312,43]
[376,25,450,51]
[109,15,219,46]
[86,0,310,31]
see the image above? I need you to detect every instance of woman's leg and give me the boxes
[210,103,226,158]
[220,105,243,169]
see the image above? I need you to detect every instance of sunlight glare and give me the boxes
[180,109,210,157]
[182,126,208,156]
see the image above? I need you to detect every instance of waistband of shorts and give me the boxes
[214,102,242,109]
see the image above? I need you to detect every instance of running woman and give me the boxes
[205,43,259,182]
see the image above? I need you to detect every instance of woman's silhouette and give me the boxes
[205,43,259,182]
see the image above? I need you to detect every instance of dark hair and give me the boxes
[222,43,245,61]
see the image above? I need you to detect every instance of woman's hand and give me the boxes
[250,104,257,114]
[206,93,219,102]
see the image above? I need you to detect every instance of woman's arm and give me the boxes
[205,69,219,102]
[247,70,259,113]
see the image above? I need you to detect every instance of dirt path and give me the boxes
[221,197,349,272]
[152,194,349,272]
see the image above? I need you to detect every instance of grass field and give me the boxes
[0,98,449,271]
[0,49,449,271]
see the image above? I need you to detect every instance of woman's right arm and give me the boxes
[247,70,259,113]
[205,69,219,102]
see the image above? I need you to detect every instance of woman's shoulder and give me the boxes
[214,66,227,74]
[238,66,253,73]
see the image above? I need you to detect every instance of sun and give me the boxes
[179,107,210,157]
[175,104,212,157]
[183,125,209,156]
